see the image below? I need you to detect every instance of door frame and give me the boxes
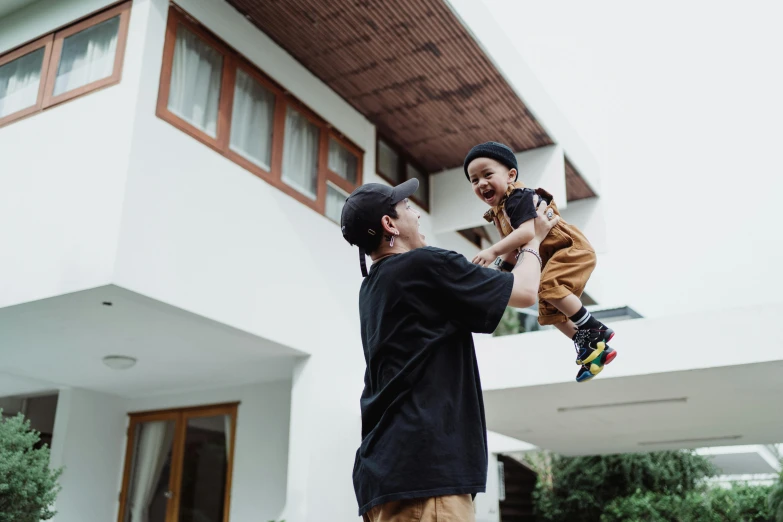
[117,402,239,522]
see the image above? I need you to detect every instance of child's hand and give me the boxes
[472,248,498,267]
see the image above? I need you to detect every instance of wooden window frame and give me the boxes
[156,4,363,220]
[117,402,239,522]
[375,136,430,211]
[324,180,351,224]
[0,35,53,127]
[156,7,233,152]
[0,1,131,129]
[43,2,131,107]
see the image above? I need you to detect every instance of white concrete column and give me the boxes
[279,355,364,522]
[50,388,127,522]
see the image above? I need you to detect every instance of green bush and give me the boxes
[602,484,773,522]
[0,410,62,522]
[493,306,522,336]
[529,450,716,522]
[769,469,783,522]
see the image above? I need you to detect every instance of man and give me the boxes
[340,179,557,521]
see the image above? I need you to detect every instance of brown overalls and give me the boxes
[483,181,596,325]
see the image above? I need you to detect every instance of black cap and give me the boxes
[463,141,518,181]
[341,178,419,276]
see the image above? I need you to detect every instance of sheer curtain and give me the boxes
[328,139,357,184]
[325,184,348,223]
[168,26,222,137]
[223,414,232,460]
[0,48,44,118]
[230,69,275,169]
[129,421,174,522]
[53,15,120,96]
[282,107,319,199]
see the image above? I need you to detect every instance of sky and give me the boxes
[482,0,783,317]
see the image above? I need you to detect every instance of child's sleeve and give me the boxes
[504,188,538,228]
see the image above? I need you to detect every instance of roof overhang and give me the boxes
[224,0,596,199]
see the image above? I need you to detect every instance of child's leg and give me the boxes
[547,294,583,317]
[548,295,609,333]
[553,321,577,339]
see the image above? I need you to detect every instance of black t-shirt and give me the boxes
[504,188,541,229]
[353,246,513,515]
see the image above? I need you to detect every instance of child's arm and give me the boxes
[471,220,535,267]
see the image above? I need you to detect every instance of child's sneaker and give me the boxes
[573,329,617,383]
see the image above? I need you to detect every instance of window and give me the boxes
[406,163,429,209]
[325,182,349,224]
[118,403,237,522]
[282,106,320,199]
[329,138,358,185]
[376,137,429,211]
[457,226,490,249]
[377,139,401,183]
[0,2,131,128]
[167,25,223,137]
[157,5,363,219]
[230,68,275,170]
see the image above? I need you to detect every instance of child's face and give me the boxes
[467,157,517,207]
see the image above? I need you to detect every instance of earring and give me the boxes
[390,234,395,247]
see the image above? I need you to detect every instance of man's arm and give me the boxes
[507,199,557,308]
[507,237,542,308]
[493,221,535,257]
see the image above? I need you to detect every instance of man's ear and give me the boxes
[380,214,398,236]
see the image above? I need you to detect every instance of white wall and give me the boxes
[559,196,609,255]
[0,0,146,309]
[477,301,783,390]
[111,0,380,355]
[480,0,783,318]
[126,381,292,521]
[444,0,601,194]
[0,0,115,52]
[45,382,291,522]
[49,388,127,522]
[475,454,502,522]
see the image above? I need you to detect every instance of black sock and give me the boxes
[570,306,604,331]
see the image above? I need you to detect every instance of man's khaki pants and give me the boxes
[362,495,475,522]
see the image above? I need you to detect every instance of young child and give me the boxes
[463,141,616,382]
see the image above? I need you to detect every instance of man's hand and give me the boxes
[532,197,559,244]
[472,248,498,267]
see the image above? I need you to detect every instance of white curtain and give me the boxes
[53,15,119,96]
[0,47,45,118]
[325,184,347,223]
[230,69,275,169]
[328,139,357,184]
[223,414,232,460]
[282,107,319,199]
[129,421,174,522]
[168,25,222,137]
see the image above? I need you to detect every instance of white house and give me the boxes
[1,0,780,521]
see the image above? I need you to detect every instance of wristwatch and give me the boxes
[492,257,516,272]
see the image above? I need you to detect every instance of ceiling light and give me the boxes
[558,397,687,413]
[102,355,137,370]
[638,435,742,447]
